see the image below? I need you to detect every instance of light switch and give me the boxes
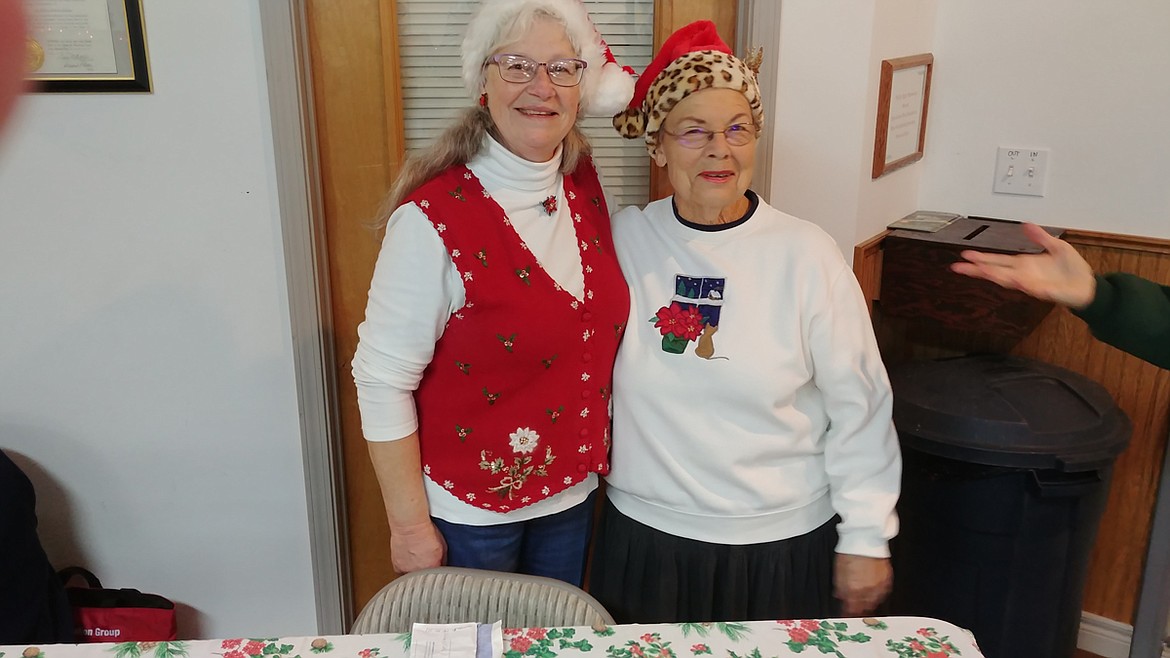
[993,147,1049,196]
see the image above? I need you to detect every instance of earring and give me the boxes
[478,93,488,108]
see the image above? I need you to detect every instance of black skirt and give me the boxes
[588,499,837,623]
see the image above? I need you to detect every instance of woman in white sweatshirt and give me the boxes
[591,20,902,622]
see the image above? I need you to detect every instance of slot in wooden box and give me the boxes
[879,216,1063,338]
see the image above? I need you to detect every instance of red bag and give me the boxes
[58,567,177,643]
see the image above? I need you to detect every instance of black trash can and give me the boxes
[887,354,1131,658]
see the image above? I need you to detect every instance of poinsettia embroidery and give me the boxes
[541,195,558,215]
[508,427,540,454]
[652,301,706,354]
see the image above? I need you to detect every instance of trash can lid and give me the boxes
[888,354,1131,472]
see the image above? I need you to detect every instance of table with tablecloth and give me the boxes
[2,616,984,658]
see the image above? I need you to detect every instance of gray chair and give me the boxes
[349,567,616,633]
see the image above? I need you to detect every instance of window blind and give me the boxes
[395,0,654,209]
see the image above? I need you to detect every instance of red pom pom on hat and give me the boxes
[625,20,731,113]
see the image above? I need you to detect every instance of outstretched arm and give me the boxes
[950,223,1096,310]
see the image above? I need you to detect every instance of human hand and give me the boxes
[389,520,447,574]
[834,554,892,617]
[950,223,1096,310]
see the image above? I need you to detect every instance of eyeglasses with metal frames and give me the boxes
[486,54,588,87]
[661,123,759,149]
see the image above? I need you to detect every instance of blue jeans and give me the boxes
[432,490,597,587]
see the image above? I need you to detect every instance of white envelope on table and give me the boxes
[409,622,503,658]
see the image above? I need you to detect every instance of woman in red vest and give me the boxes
[351,0,633,587]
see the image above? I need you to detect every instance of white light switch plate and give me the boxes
[993,147,1049,196]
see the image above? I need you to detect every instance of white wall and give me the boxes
[771,0,937,259]
[0,1,318,639]
[920,1,1170,237]
[772,0,1169,257]
[771,0,876,255]
[858,0,938,244]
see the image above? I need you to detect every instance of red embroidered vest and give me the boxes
[410,159,629,513]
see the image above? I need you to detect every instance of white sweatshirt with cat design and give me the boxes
[606,192,901,558]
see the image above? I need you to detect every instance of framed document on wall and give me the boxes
[872,53,933,179]
[25,0,151,93]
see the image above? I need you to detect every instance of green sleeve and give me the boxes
[1072,272,1170,369]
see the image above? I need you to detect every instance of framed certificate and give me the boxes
[25,0,151,93]
[872,53,933,179]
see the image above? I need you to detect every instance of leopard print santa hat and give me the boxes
[613,20,763,143]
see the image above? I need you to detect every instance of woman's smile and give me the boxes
[699,170,736,183]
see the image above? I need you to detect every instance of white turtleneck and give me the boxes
[352,135,599,524]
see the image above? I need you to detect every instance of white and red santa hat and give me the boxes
[461,0,636,116]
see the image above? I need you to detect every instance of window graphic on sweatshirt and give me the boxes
[651,275,727,359]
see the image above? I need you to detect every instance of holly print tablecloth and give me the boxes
[2,616,983,658]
